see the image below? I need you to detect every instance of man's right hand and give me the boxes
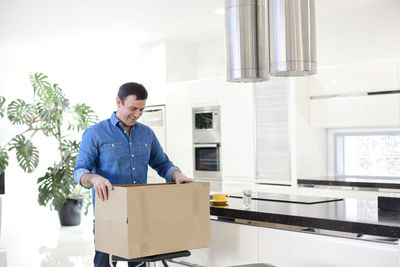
[81,173,113,201]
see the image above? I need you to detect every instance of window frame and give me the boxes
[328,127,400,179]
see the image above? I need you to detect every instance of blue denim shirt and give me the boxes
[73,112,178,204]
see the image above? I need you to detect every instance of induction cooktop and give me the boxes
[229,192,343,205]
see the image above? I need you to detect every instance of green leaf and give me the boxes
[52,83,69,110]
[30,73,69,109]
[68,103,98,131]
[30,72,51,102]
[37,163,76,210]
[0,95,6,118]
[9,135,39,173]
[34,102,57,136]
[0,147,9,174]
[7,99,35,125]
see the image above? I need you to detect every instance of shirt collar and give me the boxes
[110,112,139,129]
[110,112,120,126]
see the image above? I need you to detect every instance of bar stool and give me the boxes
[228,264,275,267]
[111,250,191,267]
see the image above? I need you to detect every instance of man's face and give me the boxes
[116,95,146,127]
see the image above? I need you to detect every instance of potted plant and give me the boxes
[0,72,98,225]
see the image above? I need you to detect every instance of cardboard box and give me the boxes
[95,182,211,259]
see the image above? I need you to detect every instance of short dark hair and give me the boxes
[118,82,148,103]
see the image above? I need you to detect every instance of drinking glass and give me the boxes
[242,185,253,209]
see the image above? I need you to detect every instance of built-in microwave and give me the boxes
[192,106,221,143]
[193,143,221,178]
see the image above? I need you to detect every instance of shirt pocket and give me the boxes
[136,142,151,163]
[100,142,129,167]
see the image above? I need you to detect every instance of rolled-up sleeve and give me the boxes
[73,127,99,187]
[148,130,179,182]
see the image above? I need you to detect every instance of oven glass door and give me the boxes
[195,145,220,171]
[195,112,213,130]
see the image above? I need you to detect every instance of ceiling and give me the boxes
[0,0,399,58]
[0,0,225,44]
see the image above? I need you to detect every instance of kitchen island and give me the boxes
[211,193,400,238]
[180,193,400,267]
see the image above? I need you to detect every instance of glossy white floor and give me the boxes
[0,196,95,267]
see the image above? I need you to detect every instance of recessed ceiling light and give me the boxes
[214,8,225,15]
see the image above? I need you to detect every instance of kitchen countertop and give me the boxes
[297,176,400,189]
[210,193,400,238]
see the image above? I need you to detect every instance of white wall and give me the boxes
[137,40,168,106]
[315,0,400,66]
[165,40,198,83]
[196,37,225,79]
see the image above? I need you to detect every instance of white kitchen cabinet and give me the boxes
[182,220,398,267]
[258,227,398,267]
[254,78,291,184]
[310,94,400,128]
[165,81,194,177]
[185,220,259,266]
[218,82,254,180]
[310,58,399,97]
[166,77,255,182]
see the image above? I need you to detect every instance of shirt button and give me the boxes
[130,142,132,145]
[133,181,136,184]
[132,167,135,170]
[111,144,114,147]
[131,154,134,158]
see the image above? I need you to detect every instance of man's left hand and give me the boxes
[172,170,193,184]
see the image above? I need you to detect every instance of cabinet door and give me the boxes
[186,220,258,266]
[258,227,398,267]
[255,78,291,184]
[310,94,400,128]
[166,82,194,177]
[310,58,399,97]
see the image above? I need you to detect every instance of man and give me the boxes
[73,82,192,267]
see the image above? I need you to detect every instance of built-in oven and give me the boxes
[193,143,221,178]
[193,106,221,143]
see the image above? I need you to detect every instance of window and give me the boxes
[332,129,400,178]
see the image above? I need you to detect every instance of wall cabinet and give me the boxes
[310,58,399,97]
[309,57,400,128]
[310,94,400,128]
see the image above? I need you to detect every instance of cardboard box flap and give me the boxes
[126,183,205,223]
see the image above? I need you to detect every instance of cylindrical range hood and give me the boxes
[225,0,269,82]
[269,0,317,76]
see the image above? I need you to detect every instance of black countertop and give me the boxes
[298,176,400,189]
[210,193,400,238]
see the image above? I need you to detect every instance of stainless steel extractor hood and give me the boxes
[269,0,317,76]
[225,0,317,82]
[225,0,269,82]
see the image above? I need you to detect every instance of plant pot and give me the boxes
[0,171,4,194]
[57,198,83,226]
